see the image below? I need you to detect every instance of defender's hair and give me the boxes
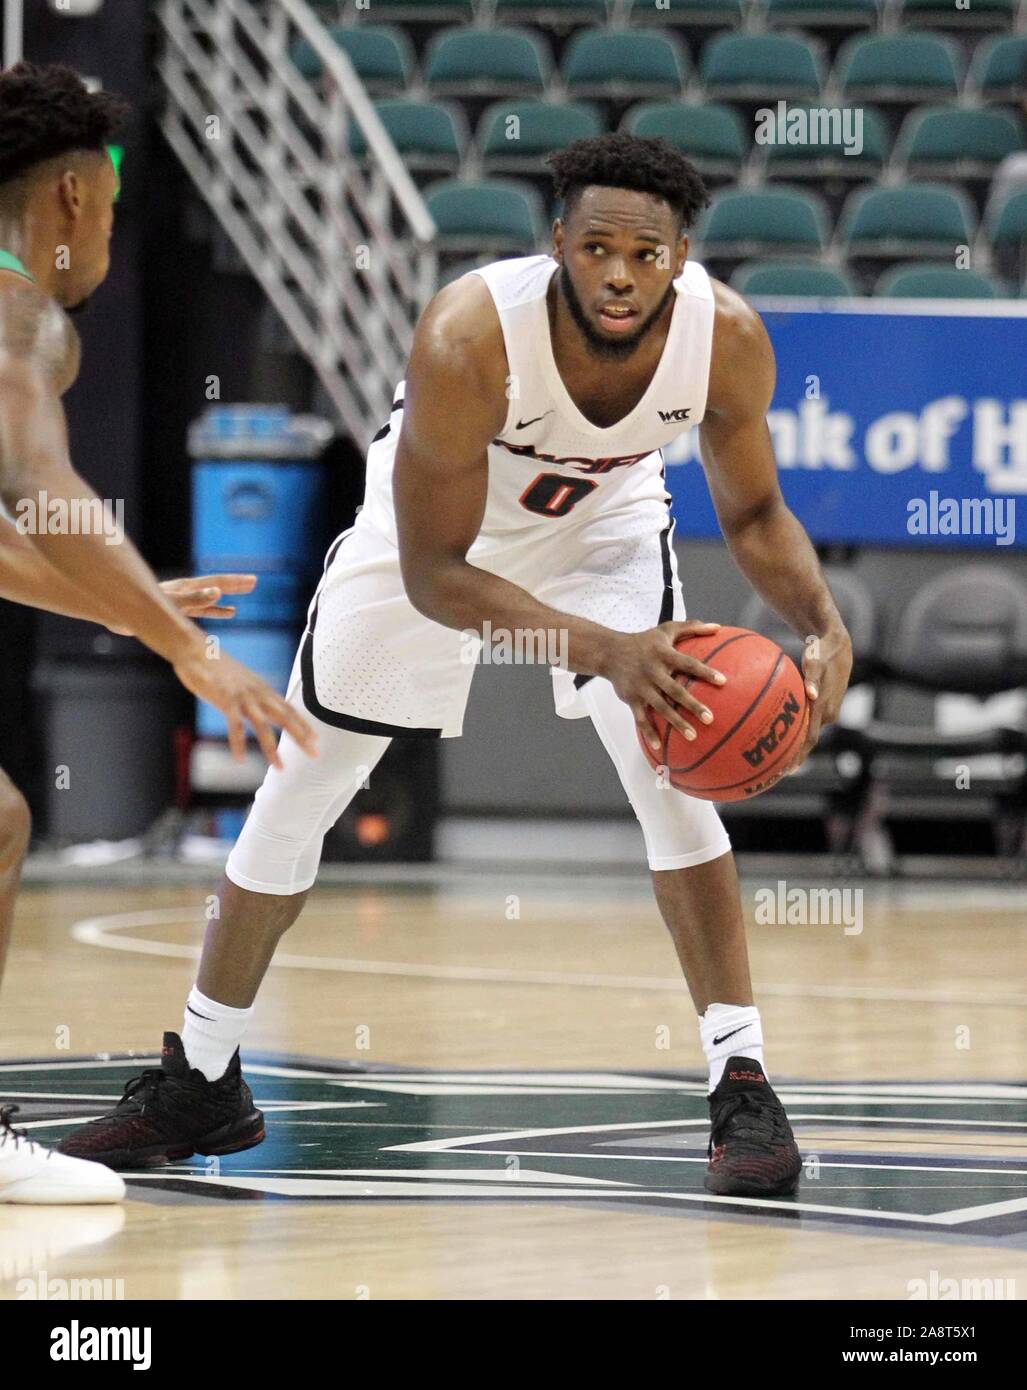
[548,133,709,230]
[0,62,127,187]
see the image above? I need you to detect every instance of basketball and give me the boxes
[637,626,809,802]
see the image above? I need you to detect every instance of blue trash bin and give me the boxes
[189,404,331,627]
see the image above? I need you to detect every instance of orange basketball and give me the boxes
[637,626,809,802]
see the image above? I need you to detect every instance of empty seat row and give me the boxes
[734,562,1027,858]
[731,258,1019,297]
[351,96,1025,182]
[700,184,1027,259]
[296,26,1027,104]
[307,0,1026,35]
[420,177,1027,263]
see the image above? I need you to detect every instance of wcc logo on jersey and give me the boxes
[4,1055,1027,1236]
[658,407,692,423]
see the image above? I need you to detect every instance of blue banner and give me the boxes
[664,302,1027,549]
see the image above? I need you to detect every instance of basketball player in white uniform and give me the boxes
[64,136,853,1196]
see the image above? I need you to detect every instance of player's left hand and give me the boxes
[797,625,853,763]
[104,573,257,635]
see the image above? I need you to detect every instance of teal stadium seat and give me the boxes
[839,184,976,259]
[835,35,960,104]
[700,34,822,102]
[480,101,605,173]
[987,189,1027,264]
[899,0,1016,30]
[562,30,688,98]
[698,188,830,259]
[987,190,1027,284]
[970,36,1027,103]
[425,178,548,253]
[627,0,743,26]
[731,259,857,297]
[895,107,1024,181]
[349,100,466,172]
[292,26,414,94]
[761,103,889,181]
[425,28,551,96]
[764,0,879,31]
[623,102,747,181]
[874,264,1007,298]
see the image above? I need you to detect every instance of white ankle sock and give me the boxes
[699,1002,766,1092]
[181,987,253,1082]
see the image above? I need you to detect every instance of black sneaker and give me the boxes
[704,1056,801,1197]
[57,1033,265,1170]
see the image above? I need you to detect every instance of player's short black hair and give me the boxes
[0,62,127,188]
[547,133,710,231]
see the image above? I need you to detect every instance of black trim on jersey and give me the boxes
[572,518,675,691]
[299,628,443,739]
[370,398,406,445]
[300,533,443,738]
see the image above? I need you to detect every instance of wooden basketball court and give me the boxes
[2,873,1025,1300]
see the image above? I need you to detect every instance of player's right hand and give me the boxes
[601,620,726,754]
[171,643,319,768]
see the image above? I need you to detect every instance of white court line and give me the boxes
[412,1147,1027,1179]
[117,1170,1027,1226]
[68,908,1027,1007]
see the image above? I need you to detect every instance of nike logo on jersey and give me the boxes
[658,407,691,422]
[515,412,554,430]
[713,1025,750,1046]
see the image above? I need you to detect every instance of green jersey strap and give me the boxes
[0,249,34,281]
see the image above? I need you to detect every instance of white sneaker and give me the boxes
[0,1106,125,1205]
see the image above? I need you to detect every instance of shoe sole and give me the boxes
[64,1110,265,1172]
[704,1171,801,1198]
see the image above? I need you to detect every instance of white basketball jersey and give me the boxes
[359,254,716,557]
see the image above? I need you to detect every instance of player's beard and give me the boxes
[557,267,676,362]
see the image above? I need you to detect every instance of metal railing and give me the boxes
[155,0,437,446]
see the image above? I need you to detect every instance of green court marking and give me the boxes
[4,1057,1026,1236]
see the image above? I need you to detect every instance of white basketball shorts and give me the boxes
[225,509,731,892]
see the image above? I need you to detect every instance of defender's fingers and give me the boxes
[188,604,237,619]
[275,698,319,757]
[200,573,258,595]
[226,710,246,763]
[243,699,282,770]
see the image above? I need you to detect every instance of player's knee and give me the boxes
[0,781,31,867]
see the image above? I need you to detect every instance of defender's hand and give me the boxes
[599,620,727,754]
[105,574,258,635]
[172,642,319,768]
